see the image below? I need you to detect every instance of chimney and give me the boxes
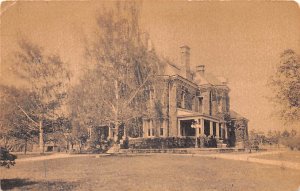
[180,45,191,80]
[196,65,205,75]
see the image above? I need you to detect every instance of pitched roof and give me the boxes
[230,110,248,121]
[163,62,227,87]
[202,73,224,86]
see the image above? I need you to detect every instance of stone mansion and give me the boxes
[140,45,249,147]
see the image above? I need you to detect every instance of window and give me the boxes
[198,97,203,113]
[209,91,213,116]
[213,122,216,136]
[152,128,155,136]
[148,129,151,137]
[217,96,222,112]
[149,89,154,108]
[204,120,210,136]
[160,128,164,136]
[191,96,195,111]
[181,92,185,109]
[219,124,222,139]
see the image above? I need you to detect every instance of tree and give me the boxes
[0,85,39,154]
[281,130,290,138]
[70,2,163,143]
[269,49,300,124]
[11,38,71,153]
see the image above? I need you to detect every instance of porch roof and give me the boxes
[177,108,225,123]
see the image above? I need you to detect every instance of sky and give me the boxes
[1,1,300,132]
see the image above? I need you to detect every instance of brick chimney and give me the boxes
[196,65,205,76]
[180,45,191,80]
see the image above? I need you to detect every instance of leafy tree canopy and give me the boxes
[269,49,300,124]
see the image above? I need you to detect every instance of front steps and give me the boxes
[106,144,121,154]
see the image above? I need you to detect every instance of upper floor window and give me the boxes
[217,96,222,113]
[225,93,230,112]
[181,91,186,109]
[198,97,203,113]
[209,91,213,116]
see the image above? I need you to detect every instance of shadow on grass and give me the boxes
[1,178,78,191]
[1,179,37,190]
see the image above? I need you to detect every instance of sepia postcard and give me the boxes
[0,1,300,190]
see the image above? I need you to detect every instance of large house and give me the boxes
[139,45,248,147]
[89,45,249,148]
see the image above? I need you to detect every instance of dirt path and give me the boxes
[194,151,300,170]
[16,153,109,162]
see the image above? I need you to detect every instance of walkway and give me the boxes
[16,153,109,162]
[194,150,300,170]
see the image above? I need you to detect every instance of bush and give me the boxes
[0,147,16,168]
[84,139,115,153]
[128,136,213,149]
[280,137,300,150]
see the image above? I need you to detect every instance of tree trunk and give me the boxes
[79,141,82,153]
[39,120,44,153]
[114,80,119,142]
[4,136,7,148]
[24,139,27,155]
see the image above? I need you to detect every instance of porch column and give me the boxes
[149,119,153,136]
[195,120,199,137]
[210,121,213,136]
[142,119,147,137]
[177,119,181,137]
[224,123,228,139]
[220,123,224,139]
[108,126,112,139]
[162,120,166,137]
[200,118,205,135]
[216,122,220,138]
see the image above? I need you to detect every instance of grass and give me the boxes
[13,153,53,159]
[253,151,300,163]
[1,154,300,191]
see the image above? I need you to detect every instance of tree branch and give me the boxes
[15,102,39,126]
[101,97,117,115]
[121,74,152,110]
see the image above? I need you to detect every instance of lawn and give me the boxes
[13,153,53,159]
[1,154,300,191]
[252,151,300,163]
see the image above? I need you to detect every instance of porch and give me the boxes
[177,115,227,141]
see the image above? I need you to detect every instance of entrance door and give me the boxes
[180,120,195,136]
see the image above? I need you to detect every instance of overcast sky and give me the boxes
[1,1,300,132]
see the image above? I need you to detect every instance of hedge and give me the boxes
[127,136,218,149]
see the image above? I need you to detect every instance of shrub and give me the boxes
[128,136,213,149]
[0,147,16,168]
[280,137,300,150]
